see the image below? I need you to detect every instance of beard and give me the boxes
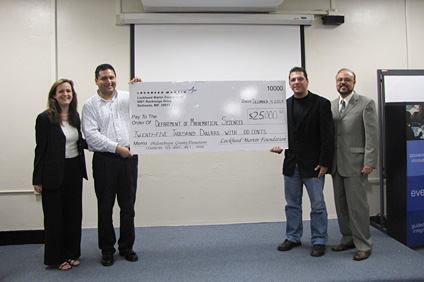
[338,85,353,96]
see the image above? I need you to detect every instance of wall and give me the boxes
[0,0,423,231]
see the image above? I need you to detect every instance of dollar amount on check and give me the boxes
[129,81,288,154]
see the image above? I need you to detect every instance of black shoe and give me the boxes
[331,243,355,252]
[311,244,326,257]
[353,250,371,261]
[101,253,114,266]
[119,249,138,262]
[277,239,301,251]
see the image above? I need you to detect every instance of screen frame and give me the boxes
[130,24,305,81]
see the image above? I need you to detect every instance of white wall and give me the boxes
[1,0,423,231]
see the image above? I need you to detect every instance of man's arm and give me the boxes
[362,99,378,174]
[318,98,335,171]
[81,100,118,153]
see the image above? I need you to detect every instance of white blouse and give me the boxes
[61,121,79,158]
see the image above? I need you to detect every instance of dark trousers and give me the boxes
[93,152,138,254]
[42,157,83,265]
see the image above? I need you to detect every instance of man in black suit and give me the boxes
[271,67,334,257]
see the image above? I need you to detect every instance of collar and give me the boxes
[97,89,118,102]
[340,91,354,106]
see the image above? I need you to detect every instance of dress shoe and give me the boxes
[310,244,326,257]
[119,249,138,262]
[277,239,301,251]
[354,250,371,261]
[101,253,114,266]
[331,243,355,252]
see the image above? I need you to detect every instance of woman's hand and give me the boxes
[34,185,42,194]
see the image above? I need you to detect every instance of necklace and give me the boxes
[61,113,69,117]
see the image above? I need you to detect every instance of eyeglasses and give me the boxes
[336,78,353,83]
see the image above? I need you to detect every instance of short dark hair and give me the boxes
[95,64,116,79]
[289,67,308,80]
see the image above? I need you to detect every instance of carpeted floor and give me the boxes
[1,219,424,282]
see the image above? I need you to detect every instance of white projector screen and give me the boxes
[132,24,304,83]
[384,75,424,103]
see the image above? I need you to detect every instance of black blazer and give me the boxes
[33,110,88,190]
[283,92,334,178]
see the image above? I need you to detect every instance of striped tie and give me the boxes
[339,99,346,118]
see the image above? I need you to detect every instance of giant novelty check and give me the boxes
[129,81,288,154]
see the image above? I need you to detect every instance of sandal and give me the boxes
[57,261,72,270]
[67,259,80,267]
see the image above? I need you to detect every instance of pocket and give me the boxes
[132,155,139,167]
[92,153,104,180]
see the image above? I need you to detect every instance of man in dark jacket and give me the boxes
[271,67,334,257]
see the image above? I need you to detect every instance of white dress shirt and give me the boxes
[82,90,131,153]
[339,92,354,112]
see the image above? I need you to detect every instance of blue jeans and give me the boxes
[284,166,328,245]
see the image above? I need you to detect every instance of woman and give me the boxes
[33,79,88,270]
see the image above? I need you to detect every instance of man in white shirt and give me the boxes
[82,64,141,266]
[330,68,378,261]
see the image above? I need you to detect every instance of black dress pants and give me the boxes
[93,152,138,254]
[42,157,83,265]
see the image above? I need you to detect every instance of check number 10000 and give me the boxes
[267,85,284,91]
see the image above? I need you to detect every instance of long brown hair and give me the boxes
[47,79,80,128]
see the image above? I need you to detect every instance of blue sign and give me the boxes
[407,133,424,246]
